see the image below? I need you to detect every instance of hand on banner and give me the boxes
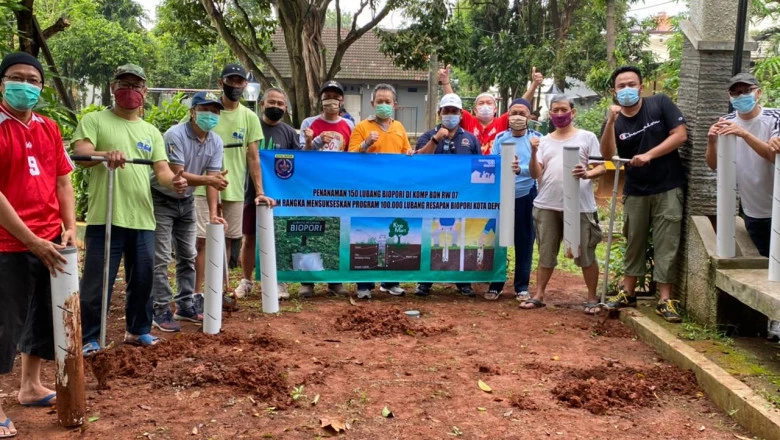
[303,128,314,143]
[512,154,520,175]
[572,163,589,180]
[105,150,126,169]
[255,193,276,208]
[172,169,188,194]
[629,153,652,167]
[28,237,67,276]
[61,227,77,248]
[367,131,380,146]
[210,169,229,191]
[769,137,780,153]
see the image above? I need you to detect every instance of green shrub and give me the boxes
[144,92,189,133]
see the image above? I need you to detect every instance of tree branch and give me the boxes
[41,16,70,40]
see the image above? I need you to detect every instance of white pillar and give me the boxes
[204,223,224,334]
[499,142,515,247]
[716,135,737,258]
[769,155,780,281]
[49,247,85,427]
[257,204,279,313]
[563,146,581,258]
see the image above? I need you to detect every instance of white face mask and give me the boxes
[476,104,495,122]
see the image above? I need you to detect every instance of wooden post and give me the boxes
[426,53,439,129]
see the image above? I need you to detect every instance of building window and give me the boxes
[408,87,418,93]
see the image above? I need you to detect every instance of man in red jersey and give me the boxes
[0,52,77,438]
[439,66,545,153]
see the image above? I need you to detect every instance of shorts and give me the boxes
[533,208,602,269]
[195,196,244,239]
[0,249,56,373]
[242,202,256,236]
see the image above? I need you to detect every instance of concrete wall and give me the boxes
[341,81,429,136]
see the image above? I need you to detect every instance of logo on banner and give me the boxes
[274,154,294,179]
[471,158,496,183]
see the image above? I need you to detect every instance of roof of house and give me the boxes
[266,28,428,82]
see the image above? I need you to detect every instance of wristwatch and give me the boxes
[431,136,440,145]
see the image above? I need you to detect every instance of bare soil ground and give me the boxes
[0,272,751,439]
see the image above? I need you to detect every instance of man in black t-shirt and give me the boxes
[600,66,688,323]
[234,87,300,300]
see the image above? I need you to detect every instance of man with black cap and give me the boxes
[73,63,187,354]
[707,72,780,341]
[297,80,353,297]
[151,92,229,332]
[192,64,273,300]
[0,51,77,437]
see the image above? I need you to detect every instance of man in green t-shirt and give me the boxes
[72,64,187,354]
[192,64,273,298]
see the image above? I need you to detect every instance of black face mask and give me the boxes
[264,106,285,122]
[222,83,244,102]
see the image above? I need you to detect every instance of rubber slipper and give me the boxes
[583,302,601,315]
[0,418,16,438]
[21,393,56,407]
[82,341,100,357]
[519,298,546,309]
[124,333,160,346]
[484,290,502,301]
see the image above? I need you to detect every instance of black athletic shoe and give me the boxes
[415,284,431,297]
[655,299,682,323]
[458,285,476,297]
[604,290,637,309]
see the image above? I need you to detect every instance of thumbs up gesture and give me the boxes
[531,66,543,87]
[210,169,229,191]
[172,169,188,194]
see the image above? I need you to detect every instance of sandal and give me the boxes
[519,298,546,309]
[0,418,16,438]
[484,289,502,301]
[82,341,100,357]
[515,291,530,302]
[583,302,601,315]
[124,332,160,346]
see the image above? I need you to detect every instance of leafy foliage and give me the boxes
[274,217,340,271]
[574,97,610,135]
[144,92,189,133]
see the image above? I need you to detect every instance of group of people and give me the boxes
[1,47,779,437]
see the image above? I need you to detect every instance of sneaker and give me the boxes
[357,289,372,299]
[415,284,431,297]
[299,284,314,298]
[458,285,476,297]
[193,293,204,315]
[278,282,290,300]
[604,290,637,310]
[655,299,682,323]
[329,283,349,296]
[767,320,780,341]
[380,285,406,296]
[153,309,181,332]
[234,279,254,298]
[174,306,203,323]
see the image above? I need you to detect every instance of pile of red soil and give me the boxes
[333,307,453,339]
[590,319,637,338]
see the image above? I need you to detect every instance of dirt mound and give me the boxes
[591,319,636,338]
[334,307,453,339]
[477,364,501,375]
[552,365,699,415]
[510,394,538,410]
[86,331,290,404]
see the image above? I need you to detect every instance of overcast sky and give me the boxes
[136,0,688,28]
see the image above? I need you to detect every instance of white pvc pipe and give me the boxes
[769,155,780,281]
[204,223,224,334]
[499,142,515,247]
[49,247,85,427]
[459,217,466,271]
[563,146,581,258]
[257,204,279,313]
[717,135,737,258]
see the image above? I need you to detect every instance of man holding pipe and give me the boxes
[151,92,228,332]
[73,64,187,354]
[0,51,77,438]
[600,65,687,323]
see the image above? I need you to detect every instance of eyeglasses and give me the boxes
[115,81,145,90]
[2,75,42,87]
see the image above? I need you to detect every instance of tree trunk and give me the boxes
[606,0,616,69]
[101,81,111,107]
[15,0,38,55]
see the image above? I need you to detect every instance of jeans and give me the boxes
[80,225,155,343]
[743,214,771,258]
[151,192,197,315]
[510,187,537,292]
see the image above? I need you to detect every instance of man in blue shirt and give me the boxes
[415,94,479,296]
[150,92,228,332]
[488,98,541,301]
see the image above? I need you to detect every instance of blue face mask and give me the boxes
[3,81,41,111]
[195,111,220,131]
[441,114,461,130]
[616,87,640,107]
[730,92,757,114]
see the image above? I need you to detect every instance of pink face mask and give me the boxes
[550,111,573,129]
[114,89,144,109]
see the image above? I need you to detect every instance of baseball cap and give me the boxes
[727,72,759,90]
[319,80,344,96]
[114,64,146,81]
[191,91,224,110]
[221,64,248,80]
[439,93,462,109]
[0,52,45,84]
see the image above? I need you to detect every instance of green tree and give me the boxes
[389,218,410,245]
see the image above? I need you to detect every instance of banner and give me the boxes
[259,150,507,283]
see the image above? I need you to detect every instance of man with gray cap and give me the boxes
[0,51,76,437]
[706,72,780,340]
[151,92,229,332]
